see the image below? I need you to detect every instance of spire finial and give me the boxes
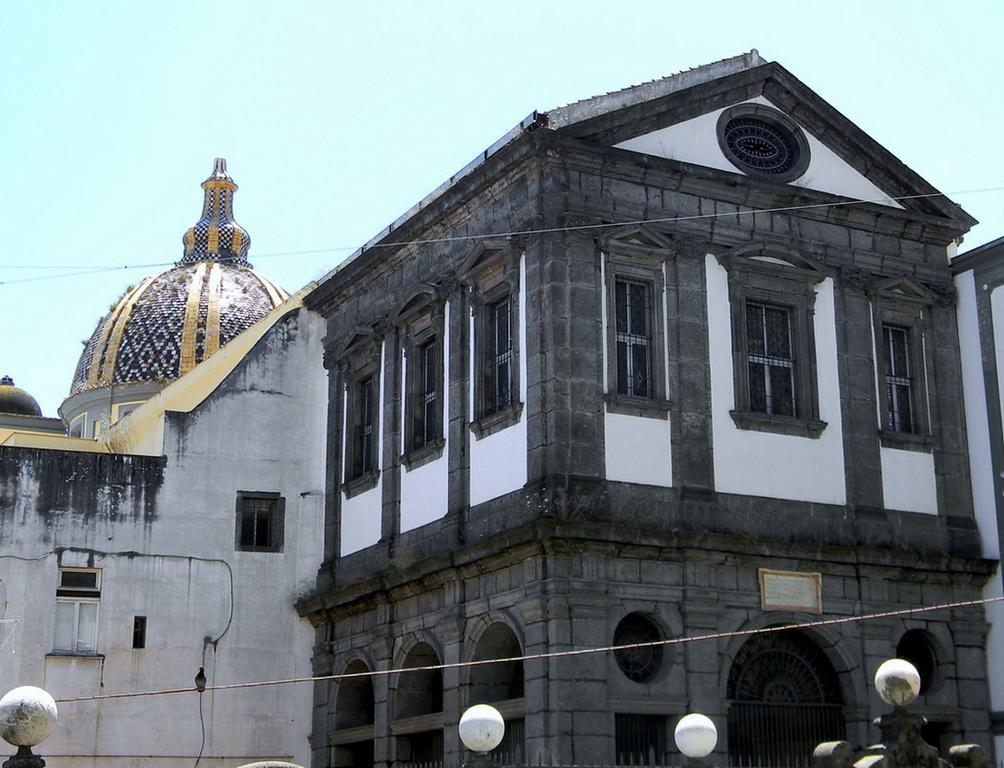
[179,158,252,266]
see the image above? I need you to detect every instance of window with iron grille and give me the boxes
[351,377,376,479]
[746,301,796,417]
[615,714,668,766]
[870,279,936,448]
[459,242,521,436]
[235,492,285,552]
[485,296,513,417]
[882,324,915,433]
[603,247,669,419]
[615,279,652,398]
[718,245,826,438]
[399,302,445,466]
[414,340,439,449]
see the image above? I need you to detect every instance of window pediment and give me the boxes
[336,325,382,375]
[394,284,441,326]
[458,240,517,287]
[718,243,828,284]
[601,225,675,255]
[873,275,937,306]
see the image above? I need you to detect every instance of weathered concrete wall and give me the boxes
[0,307,327,767]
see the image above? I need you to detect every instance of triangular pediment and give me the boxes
[873,276,937,304]
[338,325,379,358]
[549,57,974,230]
[602,225,675,252]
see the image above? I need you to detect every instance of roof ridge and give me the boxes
[546,50,768,128]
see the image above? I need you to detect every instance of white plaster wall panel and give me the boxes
[604,412,673,486]
[401,303,450,532]
[340,340,385,556]
[469,256,529,508]
[616,96,903,208]
[707,256,846,504]
[984,570,1004,749]
[992,287,1004,467]
[879,446,938,515]
[0,307,328,767]
[957,271,997,556]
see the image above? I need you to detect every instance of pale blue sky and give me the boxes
[2,1,1002,416]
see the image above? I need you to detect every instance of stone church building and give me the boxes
[296,51,996,768]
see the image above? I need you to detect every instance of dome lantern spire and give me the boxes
[180,158,252,267]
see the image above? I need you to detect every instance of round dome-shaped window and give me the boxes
[613,613,664,683]
[896,630,938,694]
[716,104,810,183]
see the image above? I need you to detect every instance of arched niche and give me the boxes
[334,659,375,730]
[395,642,443,720]
[468,622,524,704]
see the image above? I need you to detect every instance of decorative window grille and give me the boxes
[235,492,284,552]
[613,613,664,683]
[883,324,914,433]
[615,713,668,766]
[354,377,375,477]
[485,297,513,416]
[615,279,651,398]
[413,339,438,449]
[746,302,796,417]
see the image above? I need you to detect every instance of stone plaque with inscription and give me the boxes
[759,568,822,613]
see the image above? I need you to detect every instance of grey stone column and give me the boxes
[381,330,401,545]
[835,274,884,512]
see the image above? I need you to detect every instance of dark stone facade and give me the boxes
[300,63,995,768]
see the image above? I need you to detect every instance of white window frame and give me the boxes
[54,568,101,654]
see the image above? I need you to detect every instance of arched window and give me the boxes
[727,631,845,768]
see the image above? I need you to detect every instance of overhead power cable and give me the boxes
[54,593,1004,704]
[3,185,1004,288]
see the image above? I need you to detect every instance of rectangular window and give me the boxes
[480,296,514,418]
[615,279,652,398]
[54,568,100,654]
[883,324,914,433]
[745,301,796,417]
[462,244,521,434]
[353,377,375,477]
[615,713,667,766]
[235,492,285,552]
[412,339,438,450]
[132,616,147,649]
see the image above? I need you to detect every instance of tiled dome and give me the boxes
[68,159,287,397]
[0,376,43,417]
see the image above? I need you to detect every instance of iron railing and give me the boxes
[727,701,845,768]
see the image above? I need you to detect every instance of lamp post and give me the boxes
[812,658,988,768]
[458,704,505,768]
[0,686,58,768]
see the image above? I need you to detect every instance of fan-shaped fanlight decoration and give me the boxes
[727,630,843,704]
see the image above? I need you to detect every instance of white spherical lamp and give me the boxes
[459,704,505,753]
[874,658,921,707]
[0,686,58,747]
[674,713,717,759]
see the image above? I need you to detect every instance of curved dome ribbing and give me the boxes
[70,263,286,395]
[68,158,287,398]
